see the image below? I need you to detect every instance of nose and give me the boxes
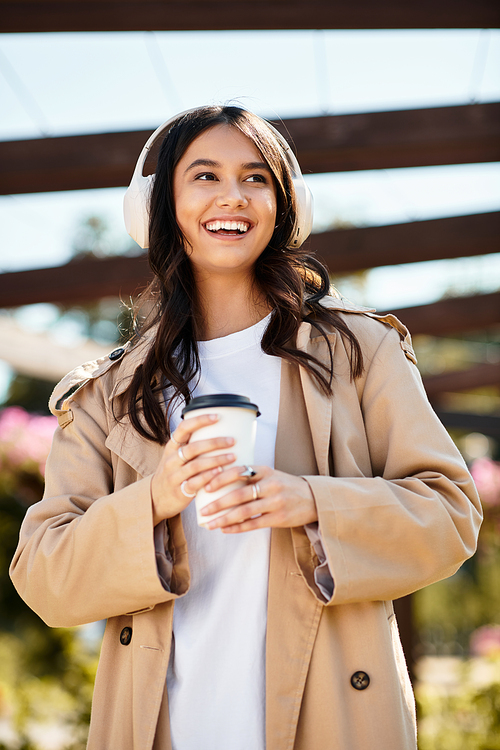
[215,179,249,209]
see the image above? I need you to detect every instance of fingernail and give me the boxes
[209,414,218,421]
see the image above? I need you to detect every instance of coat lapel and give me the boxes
[105,416,164,479]
[266,324,336,750]
[104,334,165,479]
[296,321,336,477]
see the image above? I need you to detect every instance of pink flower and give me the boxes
[0,406,57,477]
[470,624,500,657]
[470,457,500,508]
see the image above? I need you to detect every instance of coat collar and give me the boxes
[108,330,156,402]
[295,318,337,477]
[104,332,163,479]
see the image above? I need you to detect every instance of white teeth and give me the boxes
[205,221,249,233]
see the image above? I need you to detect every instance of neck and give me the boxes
[195,273,270,340]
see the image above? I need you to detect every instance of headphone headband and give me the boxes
[123,106,313,250]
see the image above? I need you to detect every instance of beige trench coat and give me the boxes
[10,298,482,750]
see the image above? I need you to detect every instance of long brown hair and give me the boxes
[123,105,363,444]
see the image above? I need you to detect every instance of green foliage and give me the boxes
[3,376,54,416]
[417,661,500,750]
[415,556,500,657]
[414,451,500,748]
[0,628,97,750]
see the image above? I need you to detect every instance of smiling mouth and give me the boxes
[204,220,250,235]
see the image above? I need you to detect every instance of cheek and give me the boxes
[265,194,278,226]
[176,193,212,224]
[174,200,194,234]
[257,187,277,218]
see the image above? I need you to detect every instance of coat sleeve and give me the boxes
[302,324,482,606]
[9,376,189,628]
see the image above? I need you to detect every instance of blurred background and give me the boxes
[0,2,499,748]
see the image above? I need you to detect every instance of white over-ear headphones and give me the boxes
[123,106,313,250]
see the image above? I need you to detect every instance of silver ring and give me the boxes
[180,480,196,498]
[241,465,257,478]
[252,483,261,501]
[178,446,188,464]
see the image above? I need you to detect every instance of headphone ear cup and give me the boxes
[266,122,313,249]
[289,174,314,248]
[123,173,155,250]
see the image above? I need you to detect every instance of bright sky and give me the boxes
[0,29,499,311]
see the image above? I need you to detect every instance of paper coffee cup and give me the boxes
[182,394,260,527]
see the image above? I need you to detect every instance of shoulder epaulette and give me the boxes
[320,296,417,365]
[49,342,132,428]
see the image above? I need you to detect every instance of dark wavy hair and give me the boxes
[123,105,363,443]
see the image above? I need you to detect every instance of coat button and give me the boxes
[350,671,370,690]
[120,627,132,645]
[109,348,125,361]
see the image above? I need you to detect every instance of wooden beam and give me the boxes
[1,0,498,33]
[0,214,498,308]
[387,292,500,336]
[423,362,500,398]
[0,255,153,307]
[0,129,148,195]
[313,212,500,274]
[436,410,500,438]
[273,103,500,175]
[1,103,499,195]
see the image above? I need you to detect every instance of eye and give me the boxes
[245,174,268,183]
[195,172,218,181]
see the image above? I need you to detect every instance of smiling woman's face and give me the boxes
[173,124,277,280]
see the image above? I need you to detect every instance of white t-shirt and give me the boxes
[167,314,280,750]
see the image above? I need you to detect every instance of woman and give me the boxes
[10,105,482,750]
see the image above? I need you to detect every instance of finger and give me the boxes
[176,436,235,464]
[207,500,283,532]
[180,452,236,486]
[221,516,272,533]
[201,480,271,520]
[200,483,253,516]
[169,430,187,447]
[221,515,278,533]
[204,464,269,493]
[169,413,218,448]
[203,465,253,493]
[180,465,225,497]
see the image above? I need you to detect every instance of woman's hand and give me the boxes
[151,414,236,526]
[199,465,318,533]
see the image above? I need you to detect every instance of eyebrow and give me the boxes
[184,158,271,174]
[242,161,270,171]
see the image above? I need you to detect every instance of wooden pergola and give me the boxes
[2,0,499,33]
